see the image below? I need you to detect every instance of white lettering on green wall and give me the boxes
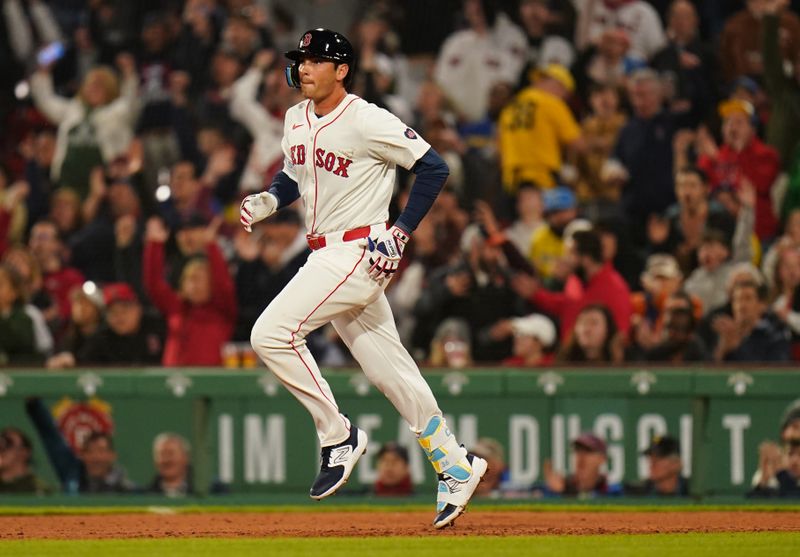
[594,414,624,484]
[244,414,285,483]
[551,414,566,474]
[722,414,751,485]
[509,415,539,484]
[680,414,693,476]
[218,414,234,483]
[638,414,668,479]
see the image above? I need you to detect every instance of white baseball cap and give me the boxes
[510,314,556,346]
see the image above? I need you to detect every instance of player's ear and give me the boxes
[336,63,349,81]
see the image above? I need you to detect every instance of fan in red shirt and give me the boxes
[697,99,780,242]
[511,228,632,343]
[142,217,236,366]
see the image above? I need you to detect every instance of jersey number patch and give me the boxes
[508,100,537,130]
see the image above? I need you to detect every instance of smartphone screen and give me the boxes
[37,42,65,66]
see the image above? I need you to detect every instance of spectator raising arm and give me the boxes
[142,217,181,317]
[230,50,285,193]
[202,218,237,322]
[29,67,72,125]
[3,0,63,68]
[732,181,757,265]
[24,397,82,493]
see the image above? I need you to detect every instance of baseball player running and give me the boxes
[240,28,486,528]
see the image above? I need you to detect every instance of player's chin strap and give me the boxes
[285,64,301,88]
[418,416,471,477]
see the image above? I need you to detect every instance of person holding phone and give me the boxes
[3,0,63,71]
[29,51,139,200]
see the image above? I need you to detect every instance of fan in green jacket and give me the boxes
[0,263,41,366]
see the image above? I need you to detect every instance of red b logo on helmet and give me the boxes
[301,33,312,47]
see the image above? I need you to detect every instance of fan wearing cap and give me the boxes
[80,283,162,365]
[527,186,578,281]
[541,432,622,498]
[374,442,413,497]
[498,64,584,194]
[749,400,800,497]
[696,98,780,242]
[470,437,510,497]
[629,254,701,353]
[626,435,689,496]
[501,313,556,366]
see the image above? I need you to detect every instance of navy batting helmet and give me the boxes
[285,28,355,89]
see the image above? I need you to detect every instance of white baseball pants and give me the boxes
[250,239,441,446]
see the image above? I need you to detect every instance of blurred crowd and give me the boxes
[5,0,800,368]
[4,398,798,498]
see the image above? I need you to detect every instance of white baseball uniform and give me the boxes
[250,94,442,446]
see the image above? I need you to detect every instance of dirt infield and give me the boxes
[2,511,798,539]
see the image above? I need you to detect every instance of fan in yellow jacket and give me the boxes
[498,64,582,193]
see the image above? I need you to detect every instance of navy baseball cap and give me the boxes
[730,76,759,96]
[781,400,800,432]
[642,435,680,457]
[543,186,577,213]
[572,432,607,455]
[285,29,354,65]
[284,28,355,89]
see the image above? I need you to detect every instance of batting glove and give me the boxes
[240,192,278,232]
[366,225,409,281]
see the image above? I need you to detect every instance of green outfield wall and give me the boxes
[0,368,797,496]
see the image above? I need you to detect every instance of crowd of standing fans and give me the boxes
[4,0,800,368]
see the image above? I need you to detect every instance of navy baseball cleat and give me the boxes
[310,426,368,500]
[432,453,488,529]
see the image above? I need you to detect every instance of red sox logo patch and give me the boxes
[301,33,312,47]
[404,128,417,139]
